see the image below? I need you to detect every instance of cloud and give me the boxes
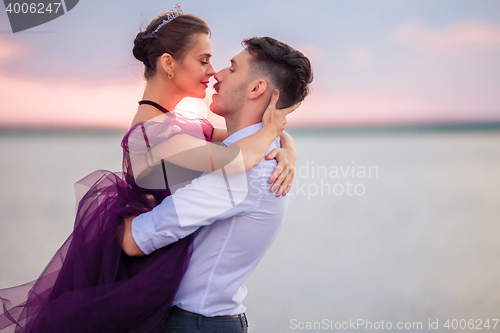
[0,35,28,65]
[394,20,500,52]
[0,72,142,129]
[295,44,324,65]
[384,19,500,109]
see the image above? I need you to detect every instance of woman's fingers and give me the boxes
[262,89,302,138]
[268,146,297,194]
[271,156,296,196]
[271,171,286,194]
[268,89,301,116]
[271,170,294,197]
[280,102,301,116]
[268,164,283,186]
[268,147,287,185]
[263,89,280,118]
[276,174,291,196]
[262,90,280,134]
[278,168,295,196]
[270,89,280,109]
[282,183,293,196]
[270,165,289,193]
[265,148,278,161]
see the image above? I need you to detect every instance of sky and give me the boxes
[0,0,499,129]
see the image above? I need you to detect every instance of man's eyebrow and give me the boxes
[230,59,237,67]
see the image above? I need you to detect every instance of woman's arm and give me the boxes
[132,91,299,179]
[211,128,228,142]
[280,131,296,152]
[265,130,297,196]
[213,127,294,152]
[203,121,296,197]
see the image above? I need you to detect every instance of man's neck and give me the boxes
[225,105,264,136]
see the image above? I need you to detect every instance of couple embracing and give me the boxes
[0,4,312,333]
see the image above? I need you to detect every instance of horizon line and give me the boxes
[2,120,500,135]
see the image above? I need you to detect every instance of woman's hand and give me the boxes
[266,146,296,196]
[262,89,300,138]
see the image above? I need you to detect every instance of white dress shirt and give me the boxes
[131,122,291,316]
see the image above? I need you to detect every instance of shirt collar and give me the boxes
[222,122,263,146]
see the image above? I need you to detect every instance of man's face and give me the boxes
[210,49,252,117]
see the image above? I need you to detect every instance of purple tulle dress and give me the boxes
[0,105,214,333]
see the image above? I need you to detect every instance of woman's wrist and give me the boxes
[282,144,297,160]
[262,120,281,139]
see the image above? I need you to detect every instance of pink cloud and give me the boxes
[0,35,28,65]
[295,44,324,65]
[0,36,149,129]
[0,72,141,129]
[394,20,500,51]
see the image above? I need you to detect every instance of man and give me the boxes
[125,37,312,332]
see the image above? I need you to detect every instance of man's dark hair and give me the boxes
[242,37,313,109]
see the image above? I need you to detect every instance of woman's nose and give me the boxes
[207,64,216,77]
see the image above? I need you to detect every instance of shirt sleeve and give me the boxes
[131,168,255,255]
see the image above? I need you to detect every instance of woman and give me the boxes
[0,6,297,333]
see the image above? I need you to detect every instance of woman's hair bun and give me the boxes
[133,32,151,65]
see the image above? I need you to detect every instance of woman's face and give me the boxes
[172,33,215,99]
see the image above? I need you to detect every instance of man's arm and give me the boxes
[123,217,145,256]
[123,167,255,256]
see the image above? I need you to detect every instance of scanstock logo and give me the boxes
[3,0,79,33]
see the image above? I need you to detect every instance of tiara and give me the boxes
[149,4,183,37]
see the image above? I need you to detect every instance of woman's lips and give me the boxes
[201,82,209,88]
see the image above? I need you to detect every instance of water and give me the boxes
[1,129,499,332]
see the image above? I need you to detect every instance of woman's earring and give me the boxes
[168,71,174,79]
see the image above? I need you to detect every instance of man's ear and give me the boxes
[248,79,268,100]
[159,53,174,75]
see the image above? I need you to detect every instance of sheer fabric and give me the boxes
[0,110,214,333]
